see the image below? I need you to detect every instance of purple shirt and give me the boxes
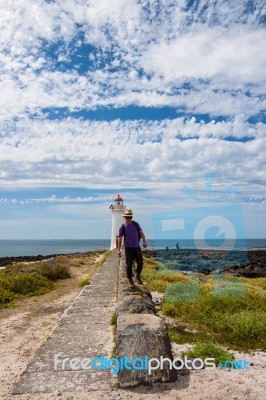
[119,221,142,248]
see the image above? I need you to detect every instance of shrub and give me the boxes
[39,258,71,281]
[163,261,178,270]
[5,257,71,281]
[142,257,188,292]
[211,311,266,349]
[79,277,91,287]
[5,263,37,272]
[182,341,234,365]
[1,273,54,295]
[162,279,266,351]
[143,256,266,351]
[0,288,15,304]
[164,280,199,302]
[110,312,117,325]
[144,258,158,268]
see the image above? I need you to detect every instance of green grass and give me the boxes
[5,256,71,281]
[167,324,210,344]
[0,287,16,305]
[0,251,112,309]
[79,277,91,287]
[142,256,266,351]
[0,272,54,294]
[110,312,117,326]
[142,258,189,292]
[0,255,72,308]
[39,257,71,281]
[0,272,54,308]
[182,341,234,365]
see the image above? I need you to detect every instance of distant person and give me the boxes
[176,242,179,251]
[117,208,147,286]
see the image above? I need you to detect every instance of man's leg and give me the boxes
[125,247,135,284]
[135,248,144,284]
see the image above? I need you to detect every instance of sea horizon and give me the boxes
[0,238,265,257]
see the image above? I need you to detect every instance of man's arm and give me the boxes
[117,236,123,257]
[139,230,147,248]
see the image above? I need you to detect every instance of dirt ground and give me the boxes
[0,253,265,400]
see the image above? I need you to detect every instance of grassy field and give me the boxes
[0,255,72,307]
[0,251,110,308]
[142,257,266,359]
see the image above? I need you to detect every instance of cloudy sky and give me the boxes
[0,0,265,240]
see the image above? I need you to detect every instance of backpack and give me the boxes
[121,221,141,243]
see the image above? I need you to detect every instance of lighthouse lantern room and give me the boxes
[110,195,126,250]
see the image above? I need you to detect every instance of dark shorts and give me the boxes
[124,247,143,278]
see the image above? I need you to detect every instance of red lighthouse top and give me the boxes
[115,194,123,201]
[110,194,125,213]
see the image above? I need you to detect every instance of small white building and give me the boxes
[110,194,126,250]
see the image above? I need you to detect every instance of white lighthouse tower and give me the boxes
[110,194,126,250]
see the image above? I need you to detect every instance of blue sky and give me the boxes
[0,0,265,240]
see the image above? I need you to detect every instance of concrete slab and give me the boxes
[27,350,111,372]
[12,250,119,394]
[12,370,114,394]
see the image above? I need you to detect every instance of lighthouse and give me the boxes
[110,194,126,250]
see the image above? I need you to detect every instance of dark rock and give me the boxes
[144,249,266,278]
[240,271,266,278]
[116,287,155,315]
[116,314,177,387]
[201,268,212,275]
[116,255,177,387]
[0,254,59,267]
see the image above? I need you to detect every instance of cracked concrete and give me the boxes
[12,250,119,394]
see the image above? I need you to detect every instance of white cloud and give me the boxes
[142,28,262,81]
[0,1,265,239]
[0,117,265,194]
[0,0,264,121]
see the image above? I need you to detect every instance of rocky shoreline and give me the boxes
[0,254,62,267]
[0,249,265,278]
[144,248,266,278]
[0,251,103,268]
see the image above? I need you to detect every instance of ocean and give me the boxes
[0,239,265,257]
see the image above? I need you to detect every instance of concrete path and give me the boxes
[12,250,119,394]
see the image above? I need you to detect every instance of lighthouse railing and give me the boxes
[112,205,126,212]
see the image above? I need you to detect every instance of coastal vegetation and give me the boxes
[142,256,266,355]
[79,277,91,287]
[0,251,108,308]
[0,256,71,307]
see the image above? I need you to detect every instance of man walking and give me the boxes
[117,208,147,286]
